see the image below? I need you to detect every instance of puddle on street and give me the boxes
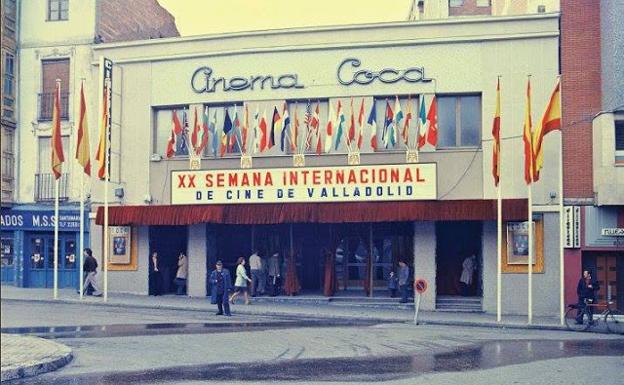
[7,338,624,384]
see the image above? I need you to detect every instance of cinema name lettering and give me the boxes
[190,58,431,93]
[171,164,437,205]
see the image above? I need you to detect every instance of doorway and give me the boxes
[435,221,483,297]
[149,226,187,294]
[583,252,623,311]
[25,232,78,288]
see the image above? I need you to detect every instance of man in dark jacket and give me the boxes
[576,269,600,324]
[82,248,102,296]
[208,260,232,316]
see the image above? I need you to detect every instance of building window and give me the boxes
[1,236,14,267]
[616,120,624,164]
[437,95,481,148]
[2,53,15,120]
[449,0,464,7]
[1,129,14,180]
[39,59,70,121]
[476,0,491,6]
[35,136,70,201]
[3,0,16,38]
[48,0,69,21]
[502,220,545,273]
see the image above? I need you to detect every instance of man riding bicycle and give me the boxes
[576,270,600,324]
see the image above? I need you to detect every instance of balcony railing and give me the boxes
[38,92,69,121]
[34,173,69,201]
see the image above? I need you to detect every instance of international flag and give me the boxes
[367,102,377,150]
[348,98,356,143]
[75,80,90,176]
[292,103,300,151]
[190,106,201,154]
[392,96,402,147]
[230,105,240,152]
[311,102,321,155]
[357,98,365,149]
[253,106,260,154]
[281,102,290,152]
[166,110,183,158]
[51,81,65,179]
[522,78,534,185]
[242,103,249,153]
[269,106,281,149]
[259,109,268,153]
[492,79,501,187]
[324,102,335,153]
[96,83,109,179]
[304,101,312,151]
[334,100,345,151]
[417,96,427,149]
[532,79,562,182]
[220,108,232,157]
[197,107,210,156]
[179,110,190,155]
[209,109,218,156]
[382,99,394,148]
[402,95,413,146]
[426,95,438,147]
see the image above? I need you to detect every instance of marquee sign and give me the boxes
[171,163,437,205]
[337,58,433,86]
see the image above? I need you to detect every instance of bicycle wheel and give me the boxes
[565,307,590,331]
[605,309,624,335]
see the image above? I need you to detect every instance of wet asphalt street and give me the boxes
[2,300,623,385]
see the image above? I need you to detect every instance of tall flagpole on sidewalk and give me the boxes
[103,78,110,302]
[53,79,61,301]
[496,76,502,323]
[558,75,565,325]
[528,183,533,324]
[79,78,86,301]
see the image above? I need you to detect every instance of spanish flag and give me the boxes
[95,83,109,180]
[51,81,65,180]
[75,81,91,176]
[532,79,562,182]
[492,79,501,187]
[522,78,533,185]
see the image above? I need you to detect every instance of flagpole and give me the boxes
[557,75,565,325]
[79,78,85,300]
[54,177,60,300]
[103,78,110,303]
[528,183,533,324]
[496,76,502,323]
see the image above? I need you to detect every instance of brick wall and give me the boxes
[560,0,601,200]
[449,0,492,16]
[97,0,179,43]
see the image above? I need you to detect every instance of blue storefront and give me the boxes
[1,207,88,288]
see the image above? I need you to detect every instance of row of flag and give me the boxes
[165,96,440,158]
[51,80,108,180]
[491,77,562,187]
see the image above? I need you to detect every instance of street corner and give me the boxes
[0,334,73,382]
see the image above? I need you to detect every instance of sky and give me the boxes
[158,0,413,36]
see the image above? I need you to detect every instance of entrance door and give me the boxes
[25,233,78,288]
[149,226,188,294]
[334,223,369,291]
[592,254,621,309]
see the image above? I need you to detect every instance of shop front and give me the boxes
[1,207,86,288]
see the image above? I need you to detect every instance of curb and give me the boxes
[1,338,73,382]
[1,296,567,332]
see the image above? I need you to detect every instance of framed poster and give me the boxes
[109,226,131,264]
[502,220,544,273]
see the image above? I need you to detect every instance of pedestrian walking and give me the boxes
[268,252,281,296]
[208,260,232,316]
[398,260,410,303]
[249,250,264,297]
[175,252,188,295]
[149,251,163,296]
[388,270,398,298]
[576,270,600,324]
[229,256,252,305]
[81,248,102,296]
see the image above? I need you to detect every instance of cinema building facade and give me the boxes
[89,13,563,315]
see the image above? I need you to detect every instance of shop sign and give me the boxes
[171,163,437,205]
[601,228,624,236]
[337,58,433,86]
[191,66,304,93]
[0,209,83,231]
[563,206,581,248]
[573,206,581,248]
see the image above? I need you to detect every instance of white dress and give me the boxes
[460,257,475,285]
[235,264,250,287]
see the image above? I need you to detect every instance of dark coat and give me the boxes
[208,268,232,304]
[577,277,600,300]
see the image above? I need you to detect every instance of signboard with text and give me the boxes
[1,209,84,231]
[171,163,437,205]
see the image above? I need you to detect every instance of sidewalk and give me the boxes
[0,334,72,382]
[0,285,565,331]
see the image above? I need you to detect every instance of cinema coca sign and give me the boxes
[171,164,437,205]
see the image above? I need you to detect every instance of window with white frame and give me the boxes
[48,0,68,21]
[615,120,624,163]
[437,95,481,148]
[37,136,70,173]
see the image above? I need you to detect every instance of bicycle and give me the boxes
[565,299,624,334]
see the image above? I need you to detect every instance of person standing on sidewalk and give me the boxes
[175,252,188,295]
[208,260,232,316]
[249,250,263,297]
[268,252,281,296]
[81,248,102,297]
[229,256,252,305]
[398,260,410,303]
[149,251,163,296]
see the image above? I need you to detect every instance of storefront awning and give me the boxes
[95,199,528,226]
